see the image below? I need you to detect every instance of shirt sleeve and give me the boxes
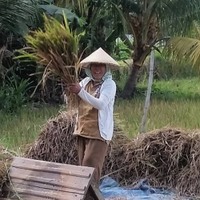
[78,80,116,110]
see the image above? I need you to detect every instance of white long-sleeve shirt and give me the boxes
[78,77,116,140]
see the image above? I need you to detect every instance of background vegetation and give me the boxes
[1,0,200,153]
[1,58,200,153]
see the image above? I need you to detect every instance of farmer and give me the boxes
[68,47,119,185]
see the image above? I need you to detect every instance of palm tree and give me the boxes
[110,0,200,98]
[164,22,200,68]
[52,0,126,55]
[0,0,38,37]
[0,0,42,98]
[0,0,39,77]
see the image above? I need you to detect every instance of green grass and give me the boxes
[150,78,200,100]
[1,77,200,152]
[115,98,200,137]
[115,77,200,137]
[0,104,60,153]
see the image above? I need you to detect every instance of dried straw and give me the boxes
[105,128,200,197]
[23,112,200,197]
[24,110,78,165]
[0,145,15,197]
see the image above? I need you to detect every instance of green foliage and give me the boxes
[0,0,38,35]
[163,22,200,71]
[138,78,200,100]
[38,4,84,26]
[153,53,200,80]
[162,78,200,99]
[0,75,31,113]
[113,39,132,60]
[114,52,200,93]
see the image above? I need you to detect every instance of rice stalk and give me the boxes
[17,14,83,109]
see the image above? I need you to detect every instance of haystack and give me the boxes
[24,111,200,197]
[24,111,130,166]
[25,110,78,165]
[0,145,14,197]
[116,128,200,196]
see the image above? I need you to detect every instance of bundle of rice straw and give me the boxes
[18,14,82,108]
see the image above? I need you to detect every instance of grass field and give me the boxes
[1,77,200,152]
[0,104,60,153]
[115,77,200,136]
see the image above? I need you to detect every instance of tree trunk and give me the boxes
[121,62,140,99]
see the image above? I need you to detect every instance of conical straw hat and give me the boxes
[79,47,119,70]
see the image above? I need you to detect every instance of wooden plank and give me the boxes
[10,167,88,191]
[3,194,54,200]
[11,157,93,178]
[1,190,57,200]
[11,186,83,200]
[8,157,96,200]
[11,178,85,195]
[15,196,51,200]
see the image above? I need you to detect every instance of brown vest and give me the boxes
[75,81,104,141]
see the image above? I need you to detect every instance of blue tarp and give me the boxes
[100,177,189,200]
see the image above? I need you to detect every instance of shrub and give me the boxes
[0,76,31,113]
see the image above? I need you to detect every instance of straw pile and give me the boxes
[24,110,129,165]
[25,110,78,165]
[103,128,200,197]
[24,111,200,197]
[0,145,14,197]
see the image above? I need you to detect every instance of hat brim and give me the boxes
[79,48,119,70]
[79,61,119,70]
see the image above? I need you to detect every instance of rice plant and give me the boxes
[17,14,83,108]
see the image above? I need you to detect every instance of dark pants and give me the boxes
[77,136,108,185]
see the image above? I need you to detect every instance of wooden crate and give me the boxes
[6,157,104,200]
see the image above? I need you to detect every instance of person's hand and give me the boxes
[68,83,81,94]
